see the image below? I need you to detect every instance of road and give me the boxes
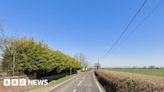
[49,71,102,92]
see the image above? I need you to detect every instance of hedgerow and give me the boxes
[95,70,164,92]
[2,38,81,77]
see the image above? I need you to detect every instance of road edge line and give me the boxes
[48,74,79,92]
[92,71,103,92]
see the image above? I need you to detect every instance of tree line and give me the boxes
[1,37,81,77]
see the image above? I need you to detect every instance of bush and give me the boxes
[1,38,81,77]
[95,70,164,92]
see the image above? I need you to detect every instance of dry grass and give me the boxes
[95,69,164,92]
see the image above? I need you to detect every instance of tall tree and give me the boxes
[2,38,81,77]
[74,53,88,68]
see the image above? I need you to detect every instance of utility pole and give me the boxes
[12,51,16,76]
[70,68,72,75]
[97,58,99,70]
[79,54,83,71]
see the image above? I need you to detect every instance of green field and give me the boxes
[111,68,164,77]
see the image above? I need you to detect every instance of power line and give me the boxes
[110,0,164,54]
[100,0,148,60]
[124,0,164,40]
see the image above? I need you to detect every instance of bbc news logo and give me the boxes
[3,79,48,86]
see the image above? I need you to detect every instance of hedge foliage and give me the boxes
[2,38,81,75]
[95,70,164,92]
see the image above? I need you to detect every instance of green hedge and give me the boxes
[1,38,81,76]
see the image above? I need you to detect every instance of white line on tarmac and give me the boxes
[77,80,83,87]
[73,89,77,92]
[92,71,103,92]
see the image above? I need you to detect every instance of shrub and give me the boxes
[1,38,81,77]
[95,70,164,92]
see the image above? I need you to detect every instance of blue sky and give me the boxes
[0,0,164,67]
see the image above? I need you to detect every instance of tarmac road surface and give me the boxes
[49,71,102,92]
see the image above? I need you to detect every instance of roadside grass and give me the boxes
[27,73,78,91]
[110,68,164,77]
[48,74,77,86]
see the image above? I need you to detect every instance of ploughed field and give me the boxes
[110,68,164,77]
[95,69,164,92]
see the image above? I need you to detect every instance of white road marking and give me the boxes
[92,71,103,92]
[73,89,77,92]
[77,80,83,87]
